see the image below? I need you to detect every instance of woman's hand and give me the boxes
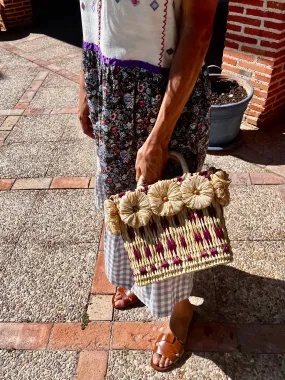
[135,137,168,185]
[78,70,94,140]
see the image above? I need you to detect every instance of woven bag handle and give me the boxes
[168,150,189,174]
[137,151,189,188]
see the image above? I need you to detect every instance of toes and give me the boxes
[114,293,123,300]
[164,358,173,368]
[152,353,161,366]
[114,299,126,308]
[159,356,166,368]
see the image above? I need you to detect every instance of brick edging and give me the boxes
[0,108,78,117]
[0,42,79,84]
[1,321,285,354]
[1,173,285,191]
[0,177,96,190]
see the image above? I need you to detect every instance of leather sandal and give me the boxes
[151,333,184,372]
[112,287,139,310]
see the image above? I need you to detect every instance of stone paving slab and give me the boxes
[0,323,51,350]
[12,178,52,190]
[19,189,103,245]
[0,178,14,190]
[230,241,285,280]
[0,47,38,69]
[225,353,285,380]
[29,86,79,109]
[41,72,78,88]
[106,351,227,380]
[225,185,285,241]
[0,116,20,131]
[63,114,91,141]
[0,142,56,178]
[32,44,81,61]
[0,350,78,380]
[242,122,285,165]
[214,267,285,324]
[204,152,266,173]
[88,295,113,321]
[237,325,285,354]
[1,242,97,322]
[6,34,43,45]
[16,36,64,53]
[0,190,38,244]
[5,114,70,143]
[0,69,39,109]
[0,116,6,126]
[76,351,108,380]
[47,140,96,177]
[55,56,81,74]
[48,322,111,351]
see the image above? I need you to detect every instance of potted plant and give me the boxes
[208,65,254,151]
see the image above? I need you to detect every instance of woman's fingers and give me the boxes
[136,167,141,182]
[79,115,95,139]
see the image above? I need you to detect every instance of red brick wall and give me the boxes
[222,0,285,127]
[1,0,33,29]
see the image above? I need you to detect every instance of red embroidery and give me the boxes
[159,0,169,67]
[98,0,102,45]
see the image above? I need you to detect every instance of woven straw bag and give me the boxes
[104,151,233,287]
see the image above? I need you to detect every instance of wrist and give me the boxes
[148,128,171,150]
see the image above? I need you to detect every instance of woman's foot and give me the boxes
[152,299,193,369]
[112,288,139,309]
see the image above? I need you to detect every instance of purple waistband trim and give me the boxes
[83,42,169,75]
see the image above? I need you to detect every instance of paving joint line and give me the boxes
[1,173,285,192]
[45,322,55,350]
[0,42,80,85]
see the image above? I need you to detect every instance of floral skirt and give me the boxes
[83,47,211,316]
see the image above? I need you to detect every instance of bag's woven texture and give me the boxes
[104,156,233,287]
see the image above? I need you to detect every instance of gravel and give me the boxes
[106,350,227,380]
[0,190,38,244]
[0,242,98,322]
[19,189,103,246]
[225,353,285,380]
[0,68,39,109]
[47,139,96,177]
[5,115,70,144]
[29,87,79,109]
[0,142,56,178]
[225,185,285,241]
[0,350,78,380]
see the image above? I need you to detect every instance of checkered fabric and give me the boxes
[96,168,194,318]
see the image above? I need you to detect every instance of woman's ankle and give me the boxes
[169,299,194,343]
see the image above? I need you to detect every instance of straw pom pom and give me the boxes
[104,199,121,234]
[181,175,214,210]
[120,191,152,228]
[211,171,231,206]
[148,180,183,217]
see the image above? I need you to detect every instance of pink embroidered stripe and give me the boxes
[97,0,102,45]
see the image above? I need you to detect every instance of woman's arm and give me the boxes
[136,0,218,184]
[78,67,95,139]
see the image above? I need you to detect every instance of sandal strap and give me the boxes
[153,333,184,363]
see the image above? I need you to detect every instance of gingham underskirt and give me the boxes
[95,159,194,318]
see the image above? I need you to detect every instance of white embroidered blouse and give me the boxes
[80,0,182,69]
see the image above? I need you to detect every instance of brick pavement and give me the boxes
[1,32,285,379]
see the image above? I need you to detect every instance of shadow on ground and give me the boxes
[183,265,285,377]
[207,121,285,169]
